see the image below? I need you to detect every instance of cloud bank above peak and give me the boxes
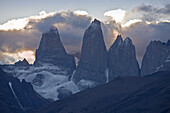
[0,4,170,64]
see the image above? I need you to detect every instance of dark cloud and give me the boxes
[122,21,170,65]
[132,4,170,21]
[135,4,157,12]
[159,4,170,14]
[0,30,41,53]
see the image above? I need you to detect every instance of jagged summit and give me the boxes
[108,35,139,80]
[113,35,123,46]
[92,19,101,25]
[124,37,132,44]
[141,40,170,76]
[150,40,164,46]
[34,26,76,69]
[89,19,101,30]
[15,58,29,66]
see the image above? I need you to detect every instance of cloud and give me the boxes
[104,9,126,23]
[135,4,170,14]
[122,21,170,64]
[74,10,88,15]
[0,5,170,65]
[102,20,121,49]
[122,19,142,27]
[132,4,170,22]
[0,10,93,64]
[0,11,56,31]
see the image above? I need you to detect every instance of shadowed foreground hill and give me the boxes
[0,68,49,113]
[36,71,170,113]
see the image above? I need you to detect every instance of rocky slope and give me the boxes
[0,68,48,113]
[36,71,170,113]
[141,40,170,76]
[108,35,140,80]
[73,19,107,89]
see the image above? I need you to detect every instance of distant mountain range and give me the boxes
[0,19,170,113]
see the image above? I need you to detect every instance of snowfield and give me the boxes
[3,65,79,101]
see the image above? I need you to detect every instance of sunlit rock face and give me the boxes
[108,35,140,80]
[141,40,170,76]
[34,26,76,70]
[73,19,107,89]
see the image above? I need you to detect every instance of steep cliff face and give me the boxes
[34,26,75,70]
[73,19,107,89]
[141,40,170,76]
[108,35,140,80]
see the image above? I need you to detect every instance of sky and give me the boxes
[0,0,170,65]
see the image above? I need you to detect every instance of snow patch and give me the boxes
[105,68,109,83]
[78,79,96,88]
[71,70,76,81]
[4,65,80,101]
[156,65,163,70]
[9,82,23,110]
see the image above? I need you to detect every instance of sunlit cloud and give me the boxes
[1,50,35,64]
[122,19,142,27]
[104,9,126,23]
[0,18,29,31]
[0,11,56,31]
[74,10,88,15]
[18,50,35,64]
[113,30,120,39]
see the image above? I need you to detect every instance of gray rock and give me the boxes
[32,74,45,86]
[108,35,140,80]
[141,40,170,76]
[57,87,72,99]
[15,58,29,66]
[34,26,76,70]
[73,19,107,88]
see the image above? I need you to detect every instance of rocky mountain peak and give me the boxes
[34,26,76,70]
[73,19,107,89]
[108,35,139,80]
[141,40,170,76]
[150,40,164,46]
[113,35,123,47]
[124,37,132,45]
[15,58,29,66]
[89,19,101,30]
[92,19,101,25]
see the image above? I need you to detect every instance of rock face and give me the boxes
[15,58,29,66]
[73,19,107,88]
[141,40,170,76]
[34,26,75,70]
[32,74,45,87]
[108,35,140,80]
[57,87,72,100]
